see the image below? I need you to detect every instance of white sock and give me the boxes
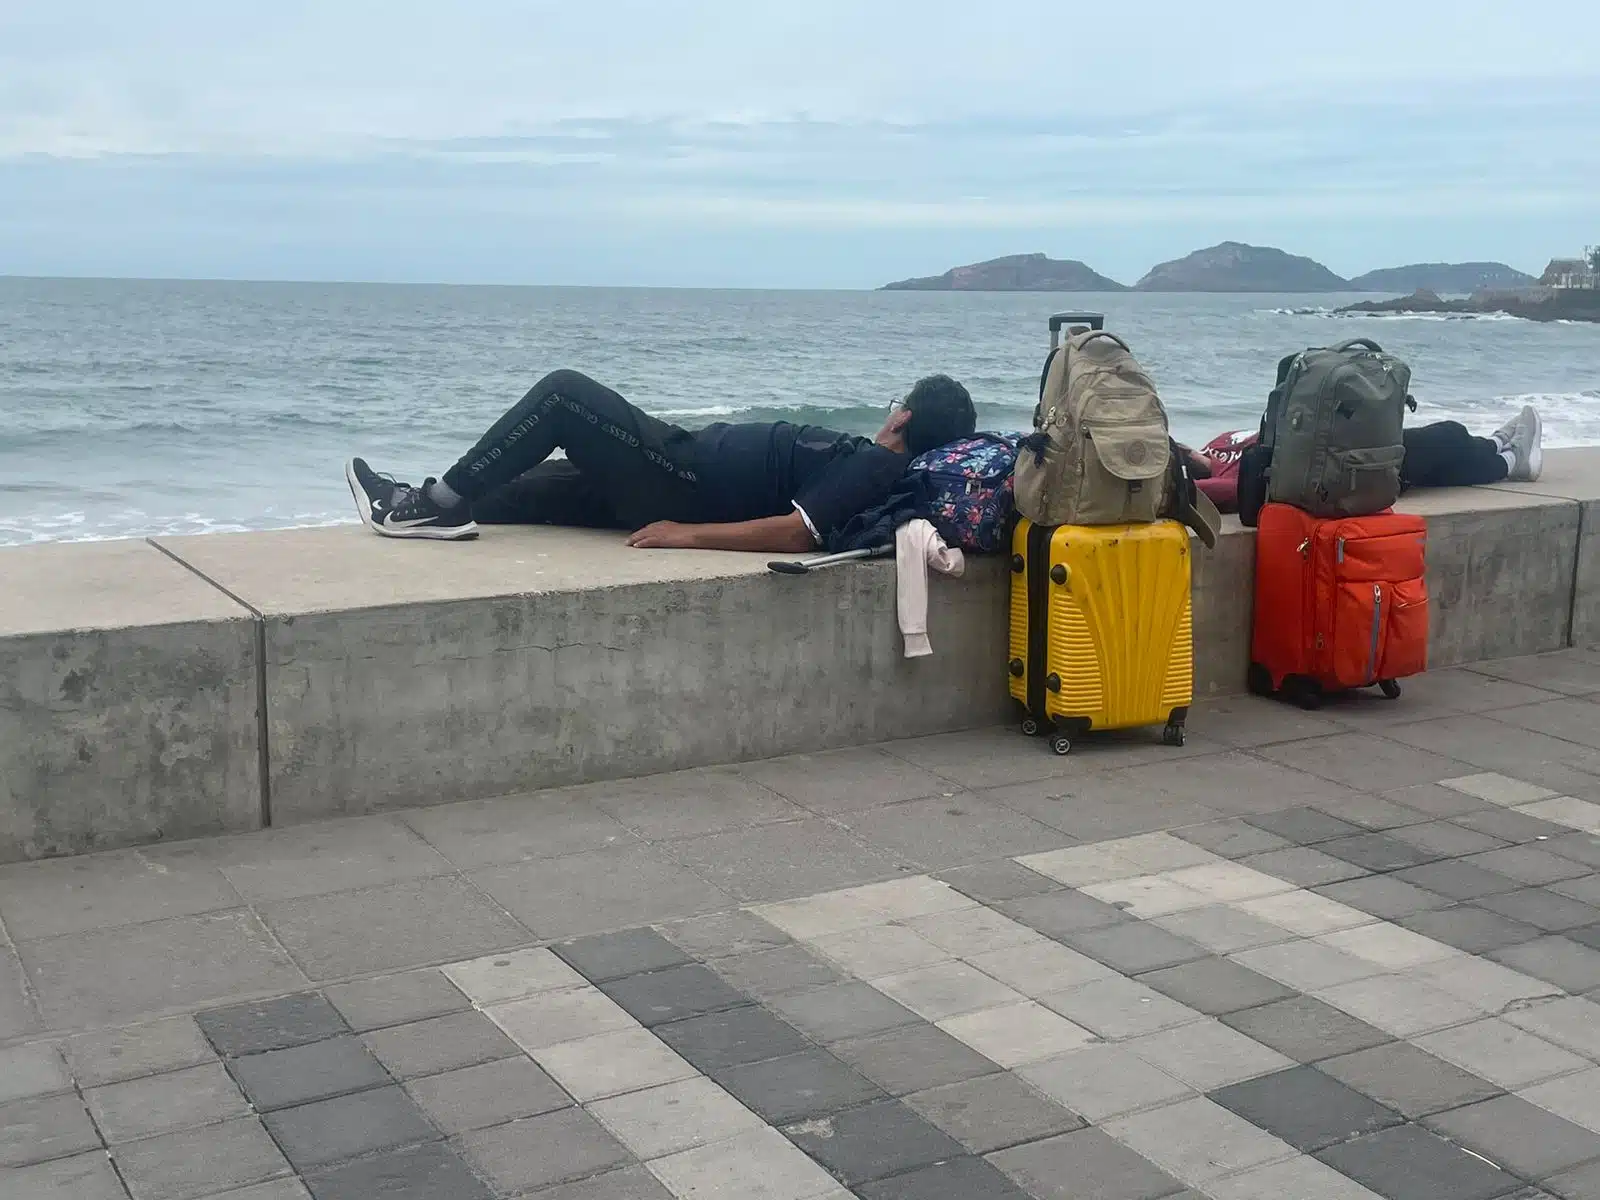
[428,479,462,508]
[1492,432,1510,452]
[1500,449,1517,473]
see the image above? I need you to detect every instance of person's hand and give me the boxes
[627,521,699,549]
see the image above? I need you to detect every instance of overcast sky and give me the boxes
[2,1,1596,287]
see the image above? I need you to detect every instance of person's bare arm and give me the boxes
[626,511,816,553]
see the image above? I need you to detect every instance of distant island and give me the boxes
[1346,262,1536,293]
[1132,242,1348,292]
[1336,287,1600,324]
[881,253,1127,292]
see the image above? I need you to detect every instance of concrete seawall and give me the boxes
[3,448,1596,862]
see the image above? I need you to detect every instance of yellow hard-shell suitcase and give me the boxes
[1008,516,1193,755]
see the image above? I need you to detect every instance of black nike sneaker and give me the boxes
[345,458,479,540]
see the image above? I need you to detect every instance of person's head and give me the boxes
[877,374,977,455]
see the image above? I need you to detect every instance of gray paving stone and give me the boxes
[841,795,1074,870]
[1314,873,1453,920]
[0,1093,101,1168]
[737,746,955,813]
[205,818,452,906]
[1315,1124,1520,1200]
[1210,1065,1403,1153]
[1503,996,1600,1059]
[1467,846,1594,887]
[0,947,40,1042]
[1220,996,1391,1063]
[1456,807,1575,844]
[193,1180,309,1200]
[1572,923,1600,952]
[1390,820,1510,859]
[257,876,527,980]
[988,1127,1187,1200]
[0,1044,71,1104]
[1316,1042,1503,1118]
[831,1023,1000,1096]
[1041,975,1202,1040]
[0,1152,129,1200]
[1152,906,1294,955]
[196,992,347,1058]
[1479,888,1600,933]
[227,1035,390,1111]
[1392,859,1524,901]
[936,861,1062,904]
[712,1048,885,1124]
[589,764,810,840]
[529,1165,675,1200]
[323,969,469,1033]
[857,1155,1033,1200]
[658,910,790,960]
[1544,1159,1600,1200]
[1137,956,1296,1015]
[552,928,691,983]
[1399,904,1546,954]
[1424,1094,1600,1180]
[656,1004,811,1073]
[0,845,244,940]
[1056,921,1208,975]
[1019,1044,1192,1123]
[1554,875,1600,906]
[113,1116,291,1200]
[998,889,1131,938]
[1174,819,1294,859]
[769,982,920,1043]
[87,1062,251,1143]
[457,1106,630,1195]
[1238,847,1368,888]
[397,790,639,870]
[404,1055,570,1135]
[1381,782,1492,819]
[20,911,305,1029]
[1491,935,1600,993]
[1257,733,1467,792]
[599,963,748,1027]
[784,1098,967,1185]
[1102,1094,1300,1184]
[1546,832,1600,869]
[302,1140,490,1200]
[1387,713,1595,774]
[1319,832,1441,873]
[1323,793,1435,831]
[262,1085,437,1172]
[660,818,908,903]
[1244,808,1364,846]
[66,1017,215,1088]
[362,1010,517,1080]
[479,846,737,940]
[711,945,847,999]
[904,1072,1083,1154]
[1002,788,1224,841]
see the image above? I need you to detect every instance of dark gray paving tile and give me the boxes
[1316,1123,1521,1200]
[840,795,1074,869]
[1424,1095,1600,1181]
[1491,935,1600,993]
[1393,859,1524,901]
[1546,832,1600,869]
[1137,956,1296,1015]
[470,845,732,939]
[1244,807,1364,845]
[1390,820,1510,859]
[769,982,920,1044]
[783,1098,967,1186]
[258,877,528,981]
[1400,904,1546,954]
[831,1024,999,1096]
[1479,888,1600,933]
[0,1093,100,1168]
[660,819,908,903]
[1319,832,1441,873]
[1318,1041,1503,1119]
[905,1072,1084,1154]
[87,1061,250,1143]
[656,1005,810,1073]
[1545,1159,1600,1200]
[530,1165,674,1200]
[1210,1065,1402,1153]
[1221,996,1392,1063]
[323,969,470,1033]
[227,1036,389,1112]
[0,1152,128,1200]
[1056,921,1207,975]
[552,928,691,984]
[936,861,1062,904]
[998,890,1130,938]
[304,1141,491,1200]
[397,790,638,869]
[361,1011,517,1080]
[403,1056,570,1135]
[1173,819,1293,859]
[112,1116,290,1200]
[1238,847,1369,887]
[710,945,847,999]
[1318,794,1434,831]
[262,1085,437,1172]
[599,963,748,1027]
[457,1107,630,1195]
[1456,808,1575,845]
[988,1127,1187,1200]
[1315,874,1453,920]
[197,992,346,1058]
[658,910,790,960]
[858,1155,1033,1200]
[1466,846,1594,887]
[712,1048,885,1124]
[737,746,955,813]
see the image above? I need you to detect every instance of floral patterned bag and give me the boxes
[908,433,1020,553]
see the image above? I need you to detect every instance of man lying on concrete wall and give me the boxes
[345,370,977,552]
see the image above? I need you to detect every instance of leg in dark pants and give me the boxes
[442,370,710,527]
[470,460,629,529]
[1402,422,1508,489]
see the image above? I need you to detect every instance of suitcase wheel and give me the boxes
[1049,734,1073,756]
[1162,722,1186,748]
[1021,717,1042,737]
[1286,678,1325,711]
[1379,678,1402,700]
[1246,662,1274,698]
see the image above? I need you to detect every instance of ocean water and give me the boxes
[2,277,1597,546]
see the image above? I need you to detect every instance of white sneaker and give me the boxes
[1492,405,1542,482]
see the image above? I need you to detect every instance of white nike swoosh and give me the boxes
[381,512,434,529]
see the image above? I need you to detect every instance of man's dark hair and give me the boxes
[902,374,977,456]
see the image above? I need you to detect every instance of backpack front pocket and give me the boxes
[1081,417,1170,524]
[1323,444,1405,517]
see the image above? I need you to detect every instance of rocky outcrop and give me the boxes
[1348,262,1536,293]
[1335,287,1600,323]
[880,253,1128,292]
[1134,242,1348,292]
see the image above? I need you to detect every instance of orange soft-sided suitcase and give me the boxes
[1249,502,1429,709]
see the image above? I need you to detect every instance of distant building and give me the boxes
[1542,254,1598,289]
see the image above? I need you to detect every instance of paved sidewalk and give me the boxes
[3,648,1600,1199]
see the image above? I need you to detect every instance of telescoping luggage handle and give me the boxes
[1330,337,1384,354]
[1048,311,1105,349]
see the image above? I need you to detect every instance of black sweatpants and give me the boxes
[1402,421,1508,489]
[442,370,712,529]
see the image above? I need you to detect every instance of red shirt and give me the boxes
[1192,430,1257,513]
